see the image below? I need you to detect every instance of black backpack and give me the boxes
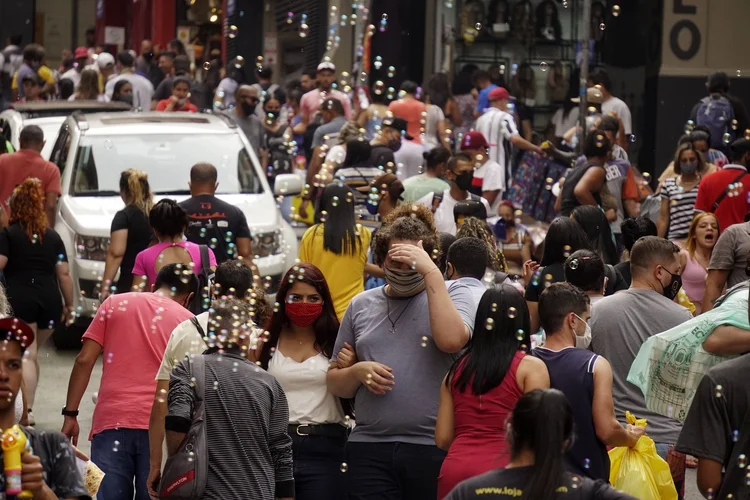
[188,245,214,315]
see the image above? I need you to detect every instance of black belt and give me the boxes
[288,424,348,438]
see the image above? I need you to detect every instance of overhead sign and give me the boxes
[104,26,125,46]
[662,0,706,70]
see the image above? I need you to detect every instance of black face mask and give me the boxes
[266,110,280,119]
[117,94,134,105]
[143,52,154,62]
[241,101,257,116]
[453,171,474,191]
[661,269,682,301]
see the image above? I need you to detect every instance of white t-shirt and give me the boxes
[601,96,632,135]
[105,72,154,111]
[551,107,580,138]
[60,68,81,88]
[68,94,110,102]
[156,311,262,381]
[417,188,492,235]
[268,349,346,425]
[394,139,425,181]
[475,108,519,190]
[325,144,347,168]
[473,159,505,211]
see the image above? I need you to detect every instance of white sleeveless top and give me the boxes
[268,349,345,425]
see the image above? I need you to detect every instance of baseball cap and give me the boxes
[381,116,413,140]
[96,52,115,69]
[74,46,89,60]
[460,131,489,150]
[454,199,488,224]
[571,86,604,105]
[356,173,405,200]
[0,318,34,350]
[317,61,336,72]
[488,87,512,102]
[731,137,750,155]
[21,73,41,85]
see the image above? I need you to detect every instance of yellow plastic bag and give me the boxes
[608,412,677,500]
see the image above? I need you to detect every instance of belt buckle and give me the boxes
[296,425,311,436]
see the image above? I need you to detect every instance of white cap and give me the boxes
[317,61,336,72]
[96,52,115,68]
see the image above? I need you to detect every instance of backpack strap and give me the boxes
[712,171,748,211]
[469,192,482,202]
[198,245,212,279]
[190,317,205,338]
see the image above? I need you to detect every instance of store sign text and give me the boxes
[669,0,701,61]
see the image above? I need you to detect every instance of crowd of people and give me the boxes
[0,31,750,500]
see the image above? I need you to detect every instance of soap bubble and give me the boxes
[612,5,621,16]
[340,462,349,472]
[599,23,606,31]
[539,62,548,72]
[203,62,211,71]
[475,23,482,31]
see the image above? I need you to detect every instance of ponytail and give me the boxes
[120,169,154,216]
[509,389,574,500]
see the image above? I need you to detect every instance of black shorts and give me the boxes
[6,284,62,329]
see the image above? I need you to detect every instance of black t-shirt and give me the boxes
[560,163,605,216]
[614,261,631,287]
[110,205,153,293]
[153,76,173,102]
[179,194,252,263]
[525,262,566,302]
[0,427,91,499]
[677,354,750,500]
[0,224,67,285]
[369,144,396,170]
[444,467,635,500]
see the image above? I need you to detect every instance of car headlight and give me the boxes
[252,230,283,257]
[75,234,110,261]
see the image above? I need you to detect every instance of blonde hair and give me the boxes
[337,121,364,145]
[119,169,154,216]
[685,212,719,259]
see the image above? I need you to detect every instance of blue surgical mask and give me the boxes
[366,201,380,215]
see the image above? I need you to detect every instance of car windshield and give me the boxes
[71,134,263,196]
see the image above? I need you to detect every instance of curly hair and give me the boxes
[9,178,48,242]
[372,203,441,266]
[456,217,508,272]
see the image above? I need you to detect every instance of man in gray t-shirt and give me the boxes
[703,221,750,312]
[328,234,475,500]
[225,85,266,162]
[590,236,692,446]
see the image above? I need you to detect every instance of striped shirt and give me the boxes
[660,177,699,240]
[167,351,294,499]
[475,108,519,191]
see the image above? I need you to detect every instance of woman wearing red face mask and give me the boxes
[259,262,349,500]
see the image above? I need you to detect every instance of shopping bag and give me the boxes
[627,283,748,421]
[608,412,677,500]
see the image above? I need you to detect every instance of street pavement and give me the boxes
[34,339,703,499]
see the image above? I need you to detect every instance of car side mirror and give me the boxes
[273,173,303,197]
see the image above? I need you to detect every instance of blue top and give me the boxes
[476,84,498,113]
[532,346,609,481]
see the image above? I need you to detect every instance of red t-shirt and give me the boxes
[0,149,62,215]
[694,165,750,231]
[155,99,198,112]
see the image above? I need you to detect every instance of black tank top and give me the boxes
[559,162,604,216]
[532,346,610,481]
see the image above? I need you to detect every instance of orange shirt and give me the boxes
[388,98,426,144]
[0,149,61,214]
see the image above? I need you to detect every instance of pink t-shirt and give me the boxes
[83,293,194,438]
[300,88,352,122]
[388,98,427,145]
[131,241,217,287]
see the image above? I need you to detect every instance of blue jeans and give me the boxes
[345,441,446,500]
[91,429,150,500]
[292,432,347,500]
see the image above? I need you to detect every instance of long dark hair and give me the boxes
[571,205,619,265]
[510,389,575,500]
[446,284,531,395]
[425,72,452,111]
[541,217,591,266]
[259,263,339,369]
[315,183,361,256]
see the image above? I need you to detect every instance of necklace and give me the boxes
[386,294,416,334]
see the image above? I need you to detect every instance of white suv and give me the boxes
[48,111,302,331]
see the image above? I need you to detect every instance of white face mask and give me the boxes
[573,314,592,349]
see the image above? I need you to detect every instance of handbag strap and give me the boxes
[189,355,206,407]
[712,171,748,211]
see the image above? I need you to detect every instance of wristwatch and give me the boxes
[61,407,79,417]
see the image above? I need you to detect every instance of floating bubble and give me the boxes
[723,133,732,144]
[539,61,548,72]
[228,25,238,38]
[740,454,747,468]
[734,430,740,442]
[612,4,621,16]
[584,458,591,469]
[104,139,113,150]
[507,307,517,319]
[387,66,396,78]
[491,302,498,313]
[475,22,482,31]
[516,329,524,341]
[684,120,695,134]
[738,70,743,78]
[732,119,739,130]
[373,56,383,70]
[599,23,606,31]
[563,244,572,258]
[203,62,211,71]
[485,318,495,330]
[300,24,309,38]
[715,384,723,398]
[286,11,294,24]
[381,13,388,21]
[340,462,349,472]
[445,1,454,7]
